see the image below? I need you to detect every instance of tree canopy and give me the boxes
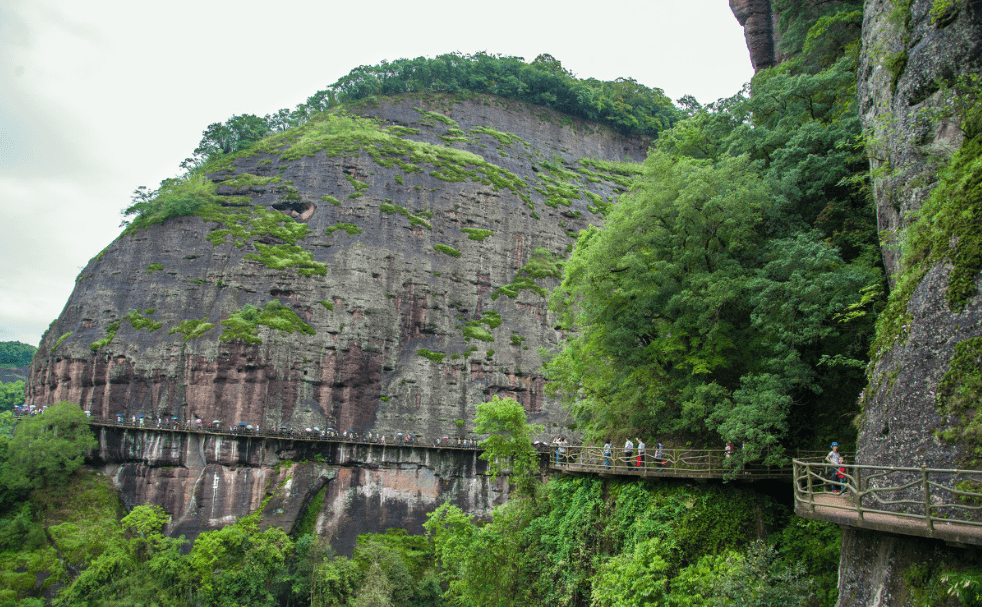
[545,6,880,458]
[473,396,544,497]
[180,52,679,171]
[0,401,97,501]
[0,342,35,368]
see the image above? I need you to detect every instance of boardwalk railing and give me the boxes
[550,446,822,480]
[794,458,982,542]
[75,415,483,450]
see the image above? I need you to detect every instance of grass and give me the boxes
[168,318,215,341]
[417,349,446,363]
[53,331,73,349]
[90,309,162,350]
[380,202,433,230]
[146,263,164,273]
[245,243,327,276]
[461,228,493,241]
[201,205,312,247]
[492,247,563,300]
[325,223,363,236]
[220,301,316,345]
[434,244,462,258]
[321,195,341,206]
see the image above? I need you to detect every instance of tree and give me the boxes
[0,382,25,412]
[547,150,878,459]
[473,396,544,497]
[0,342,35,367]
[1,401,97,497]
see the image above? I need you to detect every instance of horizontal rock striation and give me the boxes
[28,94,648,446]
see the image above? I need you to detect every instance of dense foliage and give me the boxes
[0,342,35,368]
[0,383,24,412]
[179,52,677,171]
[545,5,880,458]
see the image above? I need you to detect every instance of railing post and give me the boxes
[855,467,863,523]
[807,462,815,512]
[923,466,933,531]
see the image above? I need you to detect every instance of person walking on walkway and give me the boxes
[825,442,841,492]
[834,456,849,495]
[623,438,634,468]
[603,439,612,469]
[636,438,645,468]
[655,442,665,471]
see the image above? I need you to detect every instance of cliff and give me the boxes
[842,0,982,604]
[92,427,505,552]
[28,94,647,443]
[730,0,782,70]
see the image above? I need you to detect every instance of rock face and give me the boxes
[92,427,506,552]
[28,95,647,445]
[858,0,982,279]
[729,0,781,70]
[841,1,982,605]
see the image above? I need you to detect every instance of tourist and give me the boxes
[834,456,848,495]
[655,442,665,470]
[623,438,634,467]
[825,442,841,491]
[603,439,612,469]
[636,438,645,468]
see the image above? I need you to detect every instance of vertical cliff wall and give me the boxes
[730,0,782,70]
[92,427,507,552]
[28,95,648,445]
[843,0,982,605]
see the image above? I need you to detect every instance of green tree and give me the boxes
[473,396,544,497]
[547,150,877,459]
[589,537,669,607]
[0,383,24,412]
[1,401,97,498]
[0,342,35,368]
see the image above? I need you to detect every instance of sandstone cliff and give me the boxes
[28,95,647,444]
[730,0,782,70]
[92,427,504,552]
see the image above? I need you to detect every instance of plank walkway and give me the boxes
[65,417,982,545]
[794,459,982,546]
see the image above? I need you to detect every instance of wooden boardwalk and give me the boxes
[549,446,804,480]
[794,459,982,546]
[70,417,982,545]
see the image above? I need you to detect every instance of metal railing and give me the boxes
[550,446,824,479]
[794,458,982,534]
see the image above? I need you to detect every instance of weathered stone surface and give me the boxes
[842,1,982,604]
[729,0,781,70]
[91,427,507,551]
[836,527,979,607]
[858,0,982,279]
[28,95,647,448]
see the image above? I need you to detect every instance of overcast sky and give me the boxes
[0,0,754,347]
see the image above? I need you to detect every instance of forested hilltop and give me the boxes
[12,0,982,605]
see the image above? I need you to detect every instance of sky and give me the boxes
[0,0,754,347]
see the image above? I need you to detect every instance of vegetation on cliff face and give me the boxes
[220,302,316,345]
[180,52,676,173]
